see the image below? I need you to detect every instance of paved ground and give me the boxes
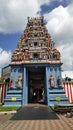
[0,104,73,130]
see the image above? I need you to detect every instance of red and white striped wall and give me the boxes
[0,84,8,103]
[64,82,73,103]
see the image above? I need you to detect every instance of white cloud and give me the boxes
[0,0,73,71]
[0,0,71,34]
[44,4,73,70]
[57,44,73,70]
[38,0,68,5]
[44,5,72,41]
[0,0,55,33]
[0,0,39,33]
[38,0,50,5]
[0,48,11,76]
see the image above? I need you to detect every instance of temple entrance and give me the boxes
[28,67,46,104]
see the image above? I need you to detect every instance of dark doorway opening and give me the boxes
[28,67,45,104]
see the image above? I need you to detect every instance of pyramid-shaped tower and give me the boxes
[4,17,68,107]
[11,17,61,64]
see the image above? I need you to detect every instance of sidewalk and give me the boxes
[0,105,73,130]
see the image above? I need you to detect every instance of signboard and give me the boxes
[2,66,11,76]
[56,97,61,102]
[11,97,16,101]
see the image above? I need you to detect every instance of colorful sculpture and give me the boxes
[10,78,14,88]
[49,75,54,88]
[17,76,22,88]
[11,17,61,64]
[57,76,62,88]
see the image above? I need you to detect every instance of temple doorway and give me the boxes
[28,67,46,104]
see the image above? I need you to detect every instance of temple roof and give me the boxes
[11,17,62,65]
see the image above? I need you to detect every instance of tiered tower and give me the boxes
[4,17,68,106]
[11,17,61,64]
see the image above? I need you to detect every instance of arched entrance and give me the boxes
[28,67,46,104]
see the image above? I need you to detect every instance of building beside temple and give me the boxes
[3,17,68,106]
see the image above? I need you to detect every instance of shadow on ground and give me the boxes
[11,106,59,120]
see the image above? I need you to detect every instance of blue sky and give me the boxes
[0,0,73,75]
[40,0,70,15]
[0,33,21,51]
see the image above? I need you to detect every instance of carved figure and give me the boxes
[10,78,14,88]
[57,76,62,88]
[49,75,54,88]
[17,76,22,88]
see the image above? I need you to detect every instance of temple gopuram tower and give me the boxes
[4,17,68,106]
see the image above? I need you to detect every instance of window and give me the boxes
[34,23,37,26]
[34,42,37,46]
[50,68,53,71]
[34,33,37,37]
[59,68,61,71]
[14,69,16,72]
[55,68,57,71]
[33,53,39,59]
[18,69,22,73]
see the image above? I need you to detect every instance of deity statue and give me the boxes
[17,76,22,88]
[10,78,14,88]
[57,76,62,88]
[49,75,54,88]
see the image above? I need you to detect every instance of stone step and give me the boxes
[49,94,67,98]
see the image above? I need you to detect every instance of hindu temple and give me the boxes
[2,17,68,106]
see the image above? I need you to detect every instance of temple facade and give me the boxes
[4,17,68,106]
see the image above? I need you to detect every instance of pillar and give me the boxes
[22,67,28,105]
[45,66,49,105]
